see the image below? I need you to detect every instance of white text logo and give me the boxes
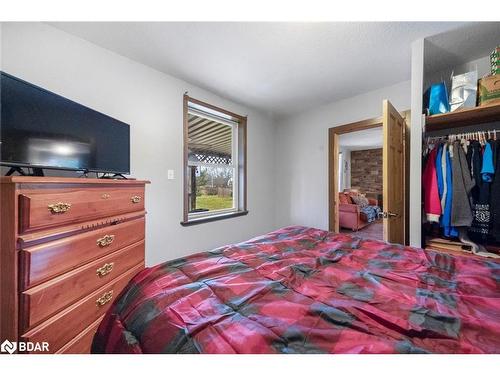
[1,339,49,354]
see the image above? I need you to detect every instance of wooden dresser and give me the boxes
[0,177,149,353]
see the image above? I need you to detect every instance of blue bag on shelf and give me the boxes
[424,82,450,115]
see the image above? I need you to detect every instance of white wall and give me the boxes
[1,22,277,265]
[274,80,411,230]
[409,39,425,247]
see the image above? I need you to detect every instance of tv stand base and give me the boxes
[5,167,44,177]
[99,173,129,180]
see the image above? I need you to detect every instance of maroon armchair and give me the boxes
[339,191,378,231]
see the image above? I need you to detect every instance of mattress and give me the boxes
[91,226,500,353]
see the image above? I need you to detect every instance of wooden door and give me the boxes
[382,100,405,244]
[330,132,340,233]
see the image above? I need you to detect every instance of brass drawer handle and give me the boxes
[101,193,111,199]
[96,290,113,307]
[131,195,142,204]
[47,202,72,214]
[96,234,115,247]
[96,262,114,277]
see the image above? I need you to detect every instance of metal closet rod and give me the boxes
[426,129,500,142]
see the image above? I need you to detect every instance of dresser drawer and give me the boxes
[22,263,143,353]
[20,217,145,289]
[19,186,145,234]
[56,316,104,354]
[21,240,145,332]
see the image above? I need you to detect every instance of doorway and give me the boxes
[338,128,384,241]
[328,100,410,245]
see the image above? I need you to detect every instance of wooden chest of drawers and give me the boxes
[0,177,149,353]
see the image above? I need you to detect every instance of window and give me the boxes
[181,95,247,225]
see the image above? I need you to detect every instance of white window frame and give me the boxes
[187,117,239,220]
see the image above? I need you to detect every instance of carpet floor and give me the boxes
[340,220,384,241]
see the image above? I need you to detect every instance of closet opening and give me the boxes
[420,26,500,258]
[423,109,500,257]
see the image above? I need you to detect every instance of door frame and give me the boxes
[328,111,410,244]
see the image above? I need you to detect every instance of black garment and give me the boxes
[489,140,500,241]
[451,141,475,227]
[466,141,473,172]
[469,141,492,240]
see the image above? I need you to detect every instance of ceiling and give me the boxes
[339,127,382,150]
[424,22,500,74]
[49,22,468,119]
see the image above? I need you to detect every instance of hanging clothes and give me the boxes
[481,141,495,182]
[469,141,491,239]
[440,143,448,212]
[466,140,473,171]
[422,146,442,223]
[442,144,458,237]
[425,131,500,252]
[450,141,474,227]
[489,140,500,241]
[436,144,444,208]
[467,141,478,201]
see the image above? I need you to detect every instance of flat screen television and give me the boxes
[0,72,130,175]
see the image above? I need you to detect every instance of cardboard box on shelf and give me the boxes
[478,75,500,107]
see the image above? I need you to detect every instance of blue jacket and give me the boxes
[436,144,444,201]
[441,145,458,237]
[481,142,494,182]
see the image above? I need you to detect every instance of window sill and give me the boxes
[180,210,248,226]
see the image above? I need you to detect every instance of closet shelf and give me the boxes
[426,103,500,132]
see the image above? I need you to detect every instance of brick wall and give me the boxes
[350,148,382,195]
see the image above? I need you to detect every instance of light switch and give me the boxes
[167,169,175,180]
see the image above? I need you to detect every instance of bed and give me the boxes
[91,226,500,354]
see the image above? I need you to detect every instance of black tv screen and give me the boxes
[0,72,130,174]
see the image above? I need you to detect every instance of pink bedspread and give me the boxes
[92,226,500,353]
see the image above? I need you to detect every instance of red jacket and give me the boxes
[422,147,442,222]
